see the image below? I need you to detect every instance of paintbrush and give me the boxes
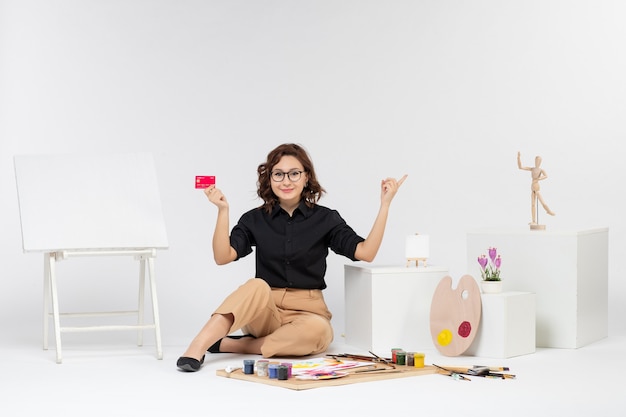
[327,352,394,367]
[440,365,511,374]
[432,364,471,381]
[438,365,516,379]
[354,368,402,374]
[368,350,396,369]
[478,365,510,371]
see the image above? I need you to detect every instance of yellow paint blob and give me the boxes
[437,329,453,346]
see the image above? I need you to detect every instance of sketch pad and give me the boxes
[14,152,169,252]
[216,364,437,390]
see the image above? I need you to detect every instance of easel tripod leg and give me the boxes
[137,257,146,347]
[43,253,50,351]
[147,257,163,360]
[48,253,63,364]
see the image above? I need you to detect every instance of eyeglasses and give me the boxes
[270,170,304,182]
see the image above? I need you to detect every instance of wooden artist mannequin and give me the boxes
[517,151,555,229]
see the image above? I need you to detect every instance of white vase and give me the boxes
[481,280,503,294]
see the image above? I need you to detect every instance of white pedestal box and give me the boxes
[465,291,536,358]
[344,264,449,354]
[467,228,608,348]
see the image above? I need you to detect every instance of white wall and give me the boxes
[2,0,624,348]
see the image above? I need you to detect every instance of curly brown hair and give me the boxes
[257,143,326,212]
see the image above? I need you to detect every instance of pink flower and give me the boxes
[477,247,502,281]
[488,247,497,263]
[477,255,488,270]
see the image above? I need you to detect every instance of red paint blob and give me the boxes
[458,321,472,338]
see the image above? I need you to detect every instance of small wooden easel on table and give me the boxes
[405,233,429,267]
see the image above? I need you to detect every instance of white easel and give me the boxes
[15,152,169,363]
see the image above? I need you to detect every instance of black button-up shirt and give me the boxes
[229,201,365,290]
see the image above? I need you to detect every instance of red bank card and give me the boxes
[195,176,215,189]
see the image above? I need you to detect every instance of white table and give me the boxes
[344,264,449,354]
[467,228,608,348]
[465,291,536,358]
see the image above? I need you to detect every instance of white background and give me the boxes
[1,0,624,348]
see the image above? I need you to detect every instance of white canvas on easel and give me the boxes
[14,152,169,363]
[15,152,169,251]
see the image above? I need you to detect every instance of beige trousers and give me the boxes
[213,278,334,357]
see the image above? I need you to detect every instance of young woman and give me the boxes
[177,143,407,371]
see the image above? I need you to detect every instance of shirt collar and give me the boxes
[269,200,313,219]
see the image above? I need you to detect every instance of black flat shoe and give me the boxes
[208,334,256,353]
[176,355,205,372]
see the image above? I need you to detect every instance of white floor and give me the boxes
[3,333,624,416]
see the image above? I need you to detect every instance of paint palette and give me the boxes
[429,275,481,356]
